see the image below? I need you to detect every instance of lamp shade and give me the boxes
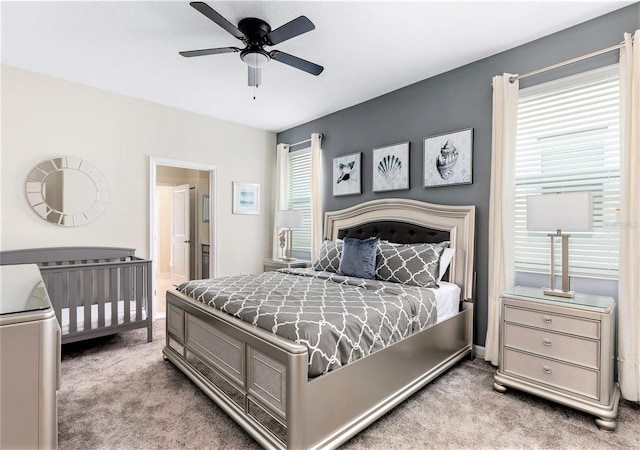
[276,210,303,228]
[527,192,592,231]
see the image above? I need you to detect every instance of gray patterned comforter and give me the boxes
[177,268,437,378]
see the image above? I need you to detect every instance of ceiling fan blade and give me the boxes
[179,47,240,57]
[270,50,323,76]
[190,2,245,40]
[248,66,261,87]
[266,16,315,45]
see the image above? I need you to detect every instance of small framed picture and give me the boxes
[373,142,410,192]
[423,128,473,188]
[332,152,361,196]
[232,182,260,215]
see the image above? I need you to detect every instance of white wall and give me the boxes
[1,65,276,276]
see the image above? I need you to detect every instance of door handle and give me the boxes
[184,240,191,243]
[543,338,552,346]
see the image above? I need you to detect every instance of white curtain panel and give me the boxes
[273,143,290,259]
[618,30,640,402]
[485,74,519,365]
[310,133,323,261]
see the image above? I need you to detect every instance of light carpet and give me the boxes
[59,319,639,449]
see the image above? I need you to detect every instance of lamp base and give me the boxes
[280,257,296,262]
[544,231,574,299]
[543,288,575,299]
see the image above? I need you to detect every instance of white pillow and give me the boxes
[437,248,456,283]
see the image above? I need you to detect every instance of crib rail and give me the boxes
[0,246,138,265]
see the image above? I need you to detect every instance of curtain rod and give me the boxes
[508,40,626,84]
[287,133,324,148]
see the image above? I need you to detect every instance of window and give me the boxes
[287,147,312,254]
[515,65,620,279]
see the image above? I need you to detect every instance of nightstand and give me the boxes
[493,286,619,431]
[263,258,311,272]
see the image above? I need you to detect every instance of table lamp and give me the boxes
[276,210,303,261]
[527,192,592,298]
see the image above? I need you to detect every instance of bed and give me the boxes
[163,199,475,449]
[0,247,153,344]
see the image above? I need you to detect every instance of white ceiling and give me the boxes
[1,1,633,132]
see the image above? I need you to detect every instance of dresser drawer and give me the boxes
[503,349,599,400]
[504,323,599,369]
[504,305,600,339]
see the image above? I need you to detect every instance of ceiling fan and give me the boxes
[180,2,324,88]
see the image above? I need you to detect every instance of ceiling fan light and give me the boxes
[241,50,270,68]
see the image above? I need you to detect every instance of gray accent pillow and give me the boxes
[375,241,446,287]
[338,237,379,279]
[312,239,343,273]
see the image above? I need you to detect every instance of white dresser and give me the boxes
[0,264,61,449]
[493,286,619,431]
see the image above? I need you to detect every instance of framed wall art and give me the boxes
[232,182,260,214]
[372,141,410,192]
[332,152,361,196]
[423,128,473,188]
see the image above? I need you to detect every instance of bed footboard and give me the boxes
[0,247,153,344]
[164,289,472,449]
[164,289,307,447]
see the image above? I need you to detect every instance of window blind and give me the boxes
[288,147,312,252]
[515,65,620,279]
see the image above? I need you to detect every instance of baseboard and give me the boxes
[473,345,485,359]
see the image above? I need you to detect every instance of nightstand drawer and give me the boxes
[505,305,600,339]
[504,323,599,369]
[503,349,599,400]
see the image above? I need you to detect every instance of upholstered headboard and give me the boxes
[337,220,450,245]
[325,199,476,301]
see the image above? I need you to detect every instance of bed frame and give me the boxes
[0,247,153,344]
[163,199,476,449]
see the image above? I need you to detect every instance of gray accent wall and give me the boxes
[277,4,640,347]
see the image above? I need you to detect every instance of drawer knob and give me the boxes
[543,338,552,346]
[543,366,553,375]
[543,317,552,324]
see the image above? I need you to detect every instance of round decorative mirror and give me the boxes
[26,156,109,227]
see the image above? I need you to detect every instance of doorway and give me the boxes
[150,157,216,320]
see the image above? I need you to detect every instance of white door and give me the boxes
[171,184,190,285]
